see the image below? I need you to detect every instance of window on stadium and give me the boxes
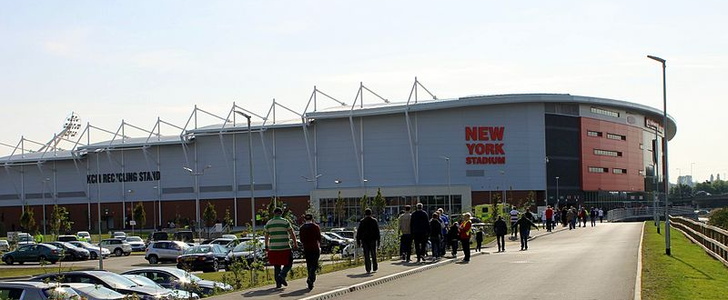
[612,168,627,174]
[606,133,626,141]
[588,167,609,173]
[590,107,620,118]
[587,130,603,137]
[594,149,622,157]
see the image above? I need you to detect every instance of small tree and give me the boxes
[708,208,728,231]
[203,201,217,238]
[223,208,233,233]
[133,202,146,230]
[359,194,370,220]
[372,188,386,217]
[49,205,72,238]
[19,205,36,233]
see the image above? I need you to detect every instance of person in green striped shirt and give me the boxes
[265,207,299,289]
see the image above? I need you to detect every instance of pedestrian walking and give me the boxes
[448,222,460,258]
[544,206,554,232]
[598,208,604,223]
[356,208,381,273]
[437,208,449,257]
[509,207,519,238]
[298,213,321,290]
[410,203,430,263]
[475,227,484,252]
[429,212,443,259]
[264,207,298,289]
[516,214,539,250]
[590,207,597,227]
[398,205,413,262]
[567,207,576,230]
[494,216,508,252]
[459,212,473,262]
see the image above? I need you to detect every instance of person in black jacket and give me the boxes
[356,208,380,273]
[494,216,508,252]
[429,212,443,260]
[409,203,430,263]
[448,222,460,257]
[516,214,540,251]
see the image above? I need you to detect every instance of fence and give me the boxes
[670,215,728,267]
[606,206,696,222]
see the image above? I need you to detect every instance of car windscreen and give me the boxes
[44,286,81,300]
[71,284,125,299]
[184,246,212,254]
[96,273,141,289]
[126,236,143,242]
[232,241,258,252]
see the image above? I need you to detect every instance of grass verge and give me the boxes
[0,265,92,278]
[642,221,728,299]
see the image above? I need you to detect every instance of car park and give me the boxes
[99,238,132,257]
[2,244,62,264]
[44,241,90,261]
[0,240,9,252]
[226,240,265,265]
[145,240,189,264]
[121,267,233,297]
[173,231,195,245]
[220,234,238,240]
[176,244,230,273]
[68,241,111,259]
[148,231,170,243]
[126,236,147,252]
[17,233,36,246]
[208,238,241,250]
[0,281,81,300]
[29,271,175,300]
[321,232,350,253]
[123,274,200,300]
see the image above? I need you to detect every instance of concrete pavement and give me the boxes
[212,224,565,300]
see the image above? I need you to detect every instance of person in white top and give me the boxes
[598,208,604,223]
[509,207,520,238]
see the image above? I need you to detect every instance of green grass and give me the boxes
[642,221,728,299]
[0,265,93,278]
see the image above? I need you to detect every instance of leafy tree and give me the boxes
[707,207,728,230]
[372,188,386,217]
[359,194,370,220]
[223,208,233,232]
[133,202,146,229]
[49,205,72,238]
[19,205,36,233]
[203,201,217,227]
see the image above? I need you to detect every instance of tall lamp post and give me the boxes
[183,165,211,232]
[235,111,255,233]
[544,157,549,206]
[153,186,161,230]
[127,189,135,235]
[555,176,560,208]
[441,156,452,213]
[41,178,50,236]
[647,54,671,255]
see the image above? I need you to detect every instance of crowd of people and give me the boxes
[262,203,606,291]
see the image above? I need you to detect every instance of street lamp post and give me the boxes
[500,170,505,213]
[235,111,255,233]
[153,186,160,230]
[41,178,50,236]
[127,189,134,235]
[544,157,549,206]
[555,176,560,208]
[183,165,211,233]
[647,54,671,255]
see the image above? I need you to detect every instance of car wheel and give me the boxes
[5,257,13,265]
[124,252,130,256]
[114,248,123,256]
[211,259,219,272]
[90,252,98,260]
[39,255,47,263]
[148,255,159,264]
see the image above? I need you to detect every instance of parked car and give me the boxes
[148,231,170,243]
[0,239,9,252]
[68,241,111,260]
[17,233,36,246]
[62,283,126,300]
[327,231,355,244]
[0,281,81,300]
[145,240,189,264]
[76,231,92,242]
[126,236,147,252]
[176,244,230,273]
[112,232,127,240]
[173,231,194,245]
[208,238,241,250]
[44,241,90,261]
[320,232,348,253]
[226,240,265,265]
[29,271,175,300]
[56,235,79,242]
[99,238,132,257]
[121,267,233,297]
[2,244,62,264]
[220,234,238,240]
[123,274,200,300]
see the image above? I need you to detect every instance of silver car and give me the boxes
[68,241,111,259]
[0,281,81,300]
[99,238,132,256]
[123,274,200,300]
[121,266,232,297]
[62,283,125,300]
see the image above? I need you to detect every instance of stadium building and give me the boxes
[0,82,676,233]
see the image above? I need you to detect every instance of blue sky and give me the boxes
[1,0,726,183]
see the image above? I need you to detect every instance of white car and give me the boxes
[76,231,92,242]
[68,241,111,259]
[0,281,81,300]
[0,240,9,252]
[126,236,147,252]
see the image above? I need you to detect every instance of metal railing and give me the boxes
[606,206,696,222]
[670,216,728,267]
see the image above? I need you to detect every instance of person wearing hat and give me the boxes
[299,213,321,290]
[264,207,299,289]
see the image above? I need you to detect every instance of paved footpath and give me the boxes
[211,225,564,300]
